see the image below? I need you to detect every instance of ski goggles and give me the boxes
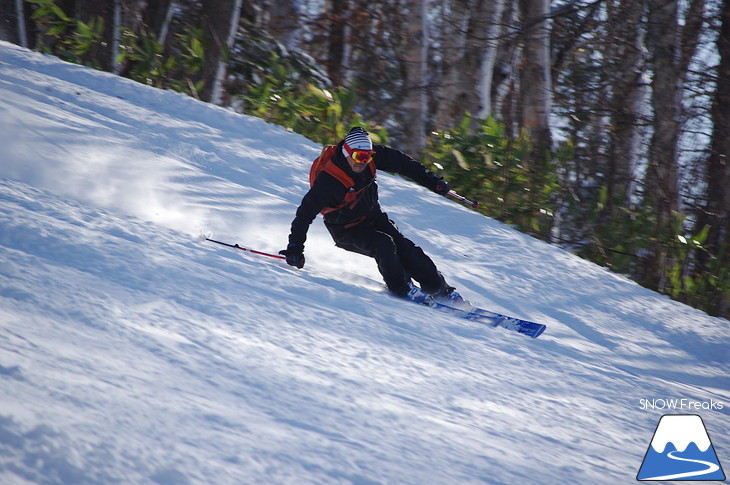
[350,149,374,164]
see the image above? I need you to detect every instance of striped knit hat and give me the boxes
[342,127,373,158]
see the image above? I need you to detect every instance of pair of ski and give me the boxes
[204,237,547,338]
[422,299,547,339]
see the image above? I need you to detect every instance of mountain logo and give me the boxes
[637,414,726,481]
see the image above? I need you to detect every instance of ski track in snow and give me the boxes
[0,42,728,484]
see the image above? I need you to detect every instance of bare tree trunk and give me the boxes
[16,0,28,46]
[644,0,705,290]
[491,1,519,126]
[401,0,429,157]
[477,0,506,118]
[605,0,647,210]
[518,0,552,159]
[327,0,347,86]
[433,0,471,129]
[1,0,30,45]
[198,0,243,104]
[706,0,730,251]
[434,0,504,129]
[140,0,176,45]
[516,0,554,240]
[111,0,122,72]
[696,0,730,315]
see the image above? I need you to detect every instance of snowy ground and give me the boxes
[0,41,728,484]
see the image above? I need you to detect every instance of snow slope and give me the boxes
[0,41,728,484]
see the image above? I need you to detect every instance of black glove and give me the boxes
[279,243,305,269]
[433,177,450,195]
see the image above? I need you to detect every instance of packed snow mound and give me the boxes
[1,41,728,485]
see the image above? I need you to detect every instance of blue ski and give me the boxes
[431,302,547,338]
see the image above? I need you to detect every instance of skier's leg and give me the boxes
[330,225,412,296]
[373,216,447,294]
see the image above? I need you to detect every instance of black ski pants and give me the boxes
[327,213,444,296]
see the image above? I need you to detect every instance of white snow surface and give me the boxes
[0,41,728,484]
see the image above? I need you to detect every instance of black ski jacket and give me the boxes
[288,141,440,248]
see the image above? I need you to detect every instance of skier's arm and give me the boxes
[288,174,346,248]
[374,145,449,194]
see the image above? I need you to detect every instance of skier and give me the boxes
[280,127,464,304]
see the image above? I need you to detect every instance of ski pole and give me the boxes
[447,190,479,209]
[205,237,286,260]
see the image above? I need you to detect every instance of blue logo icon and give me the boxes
[637,414,725,481]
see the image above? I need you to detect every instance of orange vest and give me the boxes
[309,145,376,215]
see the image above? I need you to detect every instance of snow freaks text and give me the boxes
[639,398,725,411]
